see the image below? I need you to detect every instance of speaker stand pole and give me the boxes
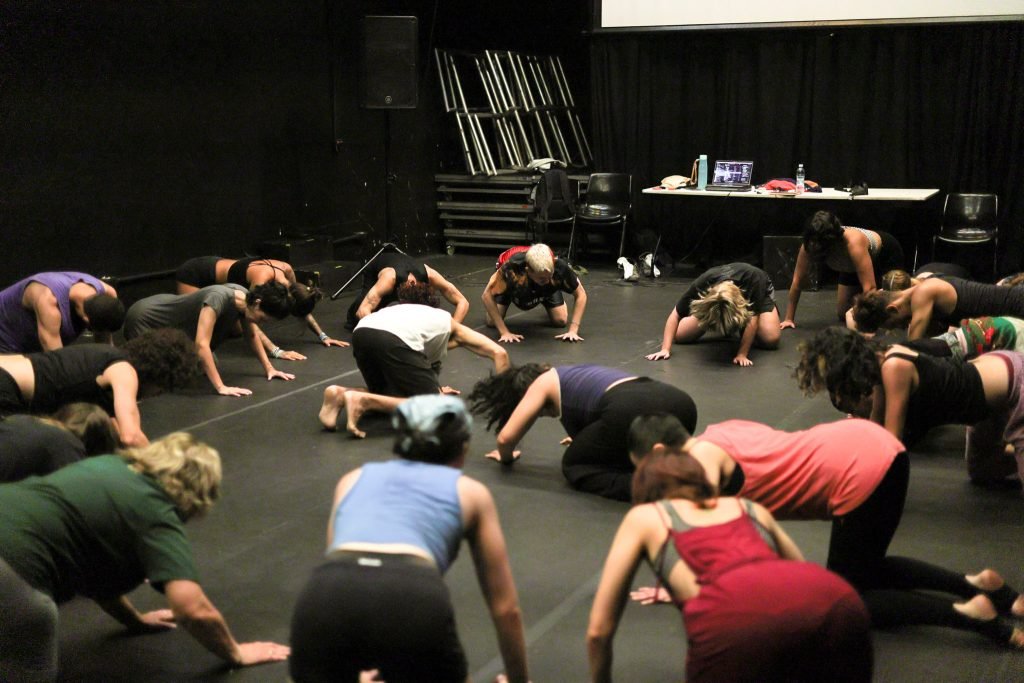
[383,110,394,244]
[330,111,407,301]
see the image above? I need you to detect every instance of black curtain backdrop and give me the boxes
[590,22,1024,273]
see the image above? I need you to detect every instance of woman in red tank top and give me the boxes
[587,452,872,682]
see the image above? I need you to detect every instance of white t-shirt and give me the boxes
[355,304,452,364]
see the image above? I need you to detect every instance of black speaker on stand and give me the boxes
[359,15,419,110]
[331,17,418,302]
[359,15,418,247]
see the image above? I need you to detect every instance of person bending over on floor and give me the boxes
[796,327,1024,485]
[902,316,1024,361]
[467,363,697,501]
[0,432,290,681]
[292,395,528,683]
[845,263,973,331]
[879,263,971,291]
[0,271,124,353]
[0,329,201,448]
[851,273,1024,339]
[319,283,509,438]
[0,403,119,482]
[175,255,346,348]
[588,449,872,683]
[481,244,588,343]
[627,414,1024,650]
[124,283,303,397]
[782,210,904,328]
[346,250,469,329]
[646,262,780,366]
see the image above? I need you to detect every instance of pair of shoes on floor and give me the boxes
[617,256,639,282]
[638,252,661,278]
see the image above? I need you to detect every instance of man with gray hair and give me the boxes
[481,244,588,343]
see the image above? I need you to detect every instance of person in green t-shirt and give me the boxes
[0,432,290,680]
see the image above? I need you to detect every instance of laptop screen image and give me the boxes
[711,160,754,186]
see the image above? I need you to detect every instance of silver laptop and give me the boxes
[706,160,754,191]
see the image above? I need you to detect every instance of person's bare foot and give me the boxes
[344,390,368,438]
[319,385,346,431]
[967,569,1024,617]
[956,595,1024,649]
[967,568,1005,592]
[954,593,998,621]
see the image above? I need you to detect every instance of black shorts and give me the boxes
[289,551,467,683]
[493,286,565,311]
[0,368,28,418]
[837,231,904,287]
[174,256,220,288]
[352,328,440,397]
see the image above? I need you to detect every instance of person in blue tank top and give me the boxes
[469,363,697,501]
[290,394,529,683]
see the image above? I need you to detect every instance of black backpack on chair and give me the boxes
[532,169,574,241]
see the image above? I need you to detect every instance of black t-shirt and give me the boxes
[675,263,776,318]
[0,414,85,483]
[29,345,127,415]
[498,252,580,308]
[363,253,428,290]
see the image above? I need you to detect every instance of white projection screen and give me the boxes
[597,1,1024,31]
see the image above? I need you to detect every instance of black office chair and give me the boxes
[931,193,998,279]
[568,173,632,263]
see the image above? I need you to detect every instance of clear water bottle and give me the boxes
[796,163,805,194]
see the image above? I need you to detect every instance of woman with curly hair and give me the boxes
[850,274,1024,338]
[0,432,290,681]
[292,395,528,682]
[795,327,1024,484]
[124,283,304,397]
[0,329,201,448]
[782,210,904,327]
[175,255,346,347]
[645,262,780,367]
[588,449,872,682]
[468,363,697,501]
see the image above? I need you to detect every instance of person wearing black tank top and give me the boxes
[851,275,1024,339]
[797,327,1023,485]
[346,252,469,330]
[175,255,346,347]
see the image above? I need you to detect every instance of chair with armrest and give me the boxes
[932,192,998,280]
[568,173,632,263]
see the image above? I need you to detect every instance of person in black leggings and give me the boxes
[852,274,1024,338]
[468,363,697,501]
[629,414,1024,649]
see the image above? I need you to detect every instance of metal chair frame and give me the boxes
[434,48,592,176]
